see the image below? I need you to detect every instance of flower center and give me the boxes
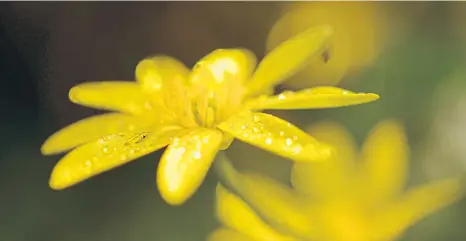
[189,79,247,128]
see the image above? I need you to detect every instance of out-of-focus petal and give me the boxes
[68,81,150,115]
[377,177,464,239]
[207,228,256,241]
[218,112,332,162]
[247,87,379,110]
[247,25,334,95]
[360,120,408,205]
[239,173,314,238]
[216,184,299,241]
[157,128,223,206]
[49,126,183,190]
[266,2,384,88]
[291,121,357,199]
[41,113,164,155]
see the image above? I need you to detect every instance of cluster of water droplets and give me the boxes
[222,112,330,161]
[67,128,182,183]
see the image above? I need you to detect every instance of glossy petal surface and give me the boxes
[216,184,298,241]
[68,81,150,115]
[291,121,357,199]
[218,112,332,162]
[208,228,256,241]
[248,86,379,110]
[135,55,190,93]
[157,128,223,205]
[50,126,182,190]
[136,55,192,123]
[41,113,160,155]
[189,49,256,124]
[360,120,408,205]
[247,25,334,95]
[190,48,256,86]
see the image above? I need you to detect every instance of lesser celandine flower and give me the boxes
[41,25,379,206]
[210,120,464,241]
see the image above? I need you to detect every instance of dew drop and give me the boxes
[120,154,127,161]
[85,160,92,167]
[292,145,303,154]
[192,151,201,159]
[265,138,273,145]
[285,138,293,146]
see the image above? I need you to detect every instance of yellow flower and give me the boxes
[209,120,464,241]
[41,25,379,206]
[267,2,386,88]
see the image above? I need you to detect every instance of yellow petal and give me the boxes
[240,173,315,239]
[135,55,190,93]
[216,184,299,241]
[189,49,257,122]
[157,128,223,205]
[135,56,192,124]
[207,228,256,241]
[247,86,379,110]
[218,112,332,162]
[360,120,409,205]
[69,81,151,115]
[377,177,464,239]
[291,121,357,199]
[190,48,256,86]
[49,126,182,190]
[247,25,334,95]
[41,113,161,155]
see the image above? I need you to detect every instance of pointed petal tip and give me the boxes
[368,93,380,101]
[40,137,65,156]
[40,142,52,155]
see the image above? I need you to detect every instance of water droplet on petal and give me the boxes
[265,138,273,145]
[192,151,201,159]
[285,138,293,146]
[85,160,92,167]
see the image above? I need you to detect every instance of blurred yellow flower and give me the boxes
[267,2,386,88]
[209,120,464,241]
[41,25,379,206]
